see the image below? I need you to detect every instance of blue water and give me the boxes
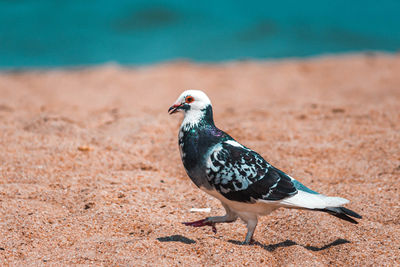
[1,0,399,68]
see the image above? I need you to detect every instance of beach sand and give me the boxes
[0,53,399,265]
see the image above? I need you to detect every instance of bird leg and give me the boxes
[182,218,217,233]
[243,218,258,245]
[182,213,238,234]
[183,204,238,234]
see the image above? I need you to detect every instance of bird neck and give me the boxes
[181,105,215,131]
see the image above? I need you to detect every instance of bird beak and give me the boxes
[168,103,183,114]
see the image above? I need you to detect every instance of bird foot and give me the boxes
[241,239,256,246]
[182,219,217,233]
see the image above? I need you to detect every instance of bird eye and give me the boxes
[185,96,194,103]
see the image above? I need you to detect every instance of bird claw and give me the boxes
[182,219,217,234]
[241,239,256,245]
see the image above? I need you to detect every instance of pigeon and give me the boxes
[168,90,361,244]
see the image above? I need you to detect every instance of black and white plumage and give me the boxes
[168,90,361,244]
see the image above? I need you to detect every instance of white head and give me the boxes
[168,90,213,129]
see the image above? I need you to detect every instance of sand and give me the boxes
[0,53,399,266]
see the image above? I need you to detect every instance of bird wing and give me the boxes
[205,140,298,203]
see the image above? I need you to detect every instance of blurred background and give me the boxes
[1,0,399,69]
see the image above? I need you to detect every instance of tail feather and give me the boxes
[278,190,349,209]
[317,206,362,224]
[277,190,362,224]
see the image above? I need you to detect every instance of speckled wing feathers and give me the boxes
[206,142,298,203]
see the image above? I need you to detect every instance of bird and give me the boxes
[168,89,361,245]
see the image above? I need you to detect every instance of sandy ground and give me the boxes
[0,54,399,266]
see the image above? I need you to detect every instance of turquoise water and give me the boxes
[1,0,399,68]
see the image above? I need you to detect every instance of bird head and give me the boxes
[168,90,214,129]
[168,90,211,115]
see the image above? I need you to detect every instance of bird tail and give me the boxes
[316,206,362,224]
[278,190,349,209]
[277,191,362,223]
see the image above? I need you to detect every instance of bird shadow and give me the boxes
[157,234,196,244]
[228,238,350,252]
